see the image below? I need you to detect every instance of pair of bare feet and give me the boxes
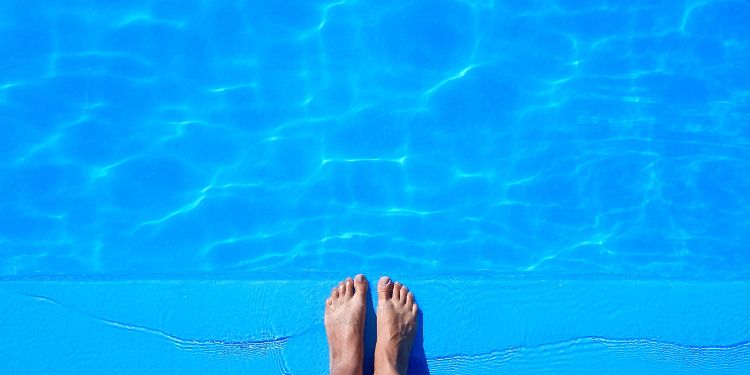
[324,275,418,375]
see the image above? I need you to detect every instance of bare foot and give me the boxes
[374,276,418,375]
[324,274,368,375]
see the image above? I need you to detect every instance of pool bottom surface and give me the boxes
[1,277,749,374]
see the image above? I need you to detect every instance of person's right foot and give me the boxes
[374,276,417,375]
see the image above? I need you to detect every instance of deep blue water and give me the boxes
[1,0,749,277]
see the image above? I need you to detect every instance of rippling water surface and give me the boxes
[1,0,749,276]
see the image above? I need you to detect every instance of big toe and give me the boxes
[378,276,393,301]
[354,274,368,296]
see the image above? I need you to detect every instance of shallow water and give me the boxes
[2,278,749,374]
[1,1,749,278]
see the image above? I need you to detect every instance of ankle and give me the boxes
[373,363,400,375]
[330,359,361,375]
[374,349,405,375]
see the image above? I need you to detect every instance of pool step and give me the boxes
[1,277,749,374]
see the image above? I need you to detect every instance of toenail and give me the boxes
[355,274,364,281]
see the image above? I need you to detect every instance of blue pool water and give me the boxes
[1,1,749,277]
[2,0,750,278]
[1,1,749,374]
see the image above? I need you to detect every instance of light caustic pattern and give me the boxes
[0,0,749,276]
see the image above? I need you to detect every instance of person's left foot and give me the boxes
[325,274,368,375]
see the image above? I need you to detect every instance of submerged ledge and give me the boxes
[2,278,749,374]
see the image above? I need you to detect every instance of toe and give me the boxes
[354,274,368,296]
[378,276,393,301]
[344,277,354,297]
[400,286,409,303]
[337,282,346,298]
[407,291,415,305]
[332,287,340,299]
[412,303,418,314]
[392,282,402,300]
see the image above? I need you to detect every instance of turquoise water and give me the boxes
[2,0,749,277]
[2,2,750,374]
